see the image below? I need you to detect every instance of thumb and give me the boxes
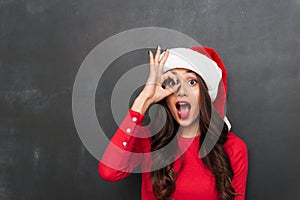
[163,83,180,97]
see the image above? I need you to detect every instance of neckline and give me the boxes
[177,134,200,142]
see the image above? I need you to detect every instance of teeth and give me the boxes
[176,102,191,110]
[178,103,187,106]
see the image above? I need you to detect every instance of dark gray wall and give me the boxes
[1,0,299,199]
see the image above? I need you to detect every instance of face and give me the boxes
[164,68,201,127]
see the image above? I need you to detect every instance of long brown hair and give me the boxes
[150,76,237,200]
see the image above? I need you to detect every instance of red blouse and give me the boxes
[99,109,248,200]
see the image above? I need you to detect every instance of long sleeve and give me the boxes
[224,132,249,200]
[98,109,150,182]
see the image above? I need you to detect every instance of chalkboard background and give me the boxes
[1,0,299,199]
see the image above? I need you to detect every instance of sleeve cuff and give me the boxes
[110,109,145,151]
[128,109,145,125]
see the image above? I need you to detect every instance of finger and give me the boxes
[159,48,169,66]
[148,50,154,65]
[161,71,178,85]
[162,71,175,80]
[158,49,169,73]
[154,45,161,65]
[161,83,180,99]
[146,50,157,83]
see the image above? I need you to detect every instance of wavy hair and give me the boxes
[150,76,238,200]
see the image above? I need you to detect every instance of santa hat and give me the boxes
[161,46,231,130]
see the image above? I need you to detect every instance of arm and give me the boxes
[225,133,248,200]
[99,46,176,182]
[98,109,147,182]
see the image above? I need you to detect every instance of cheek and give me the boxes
[195,90,200,104]
[194,80,201,102]
[191,88,201,110]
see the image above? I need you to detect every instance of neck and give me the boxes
[178,120,200,138]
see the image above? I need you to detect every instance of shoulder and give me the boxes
[224,132,247,154]
[224,132,248,167]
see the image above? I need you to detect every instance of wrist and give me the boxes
[131,94,152,115]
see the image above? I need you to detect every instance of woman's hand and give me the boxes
[131,46,179,115]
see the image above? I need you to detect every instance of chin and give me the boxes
[176,119,190,127]
[175,115,199,127]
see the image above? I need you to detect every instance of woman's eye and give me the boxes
[169,79,176,86]
[162,78,177,88]
[188,79,198,86]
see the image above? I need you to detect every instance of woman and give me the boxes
[99,46,248,200]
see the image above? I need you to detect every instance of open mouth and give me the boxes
[175,101,191,119]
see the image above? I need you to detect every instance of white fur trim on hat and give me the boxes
[224,116,231,131]
[161,48,222,102]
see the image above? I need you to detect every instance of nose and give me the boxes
[175,82,188,97]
